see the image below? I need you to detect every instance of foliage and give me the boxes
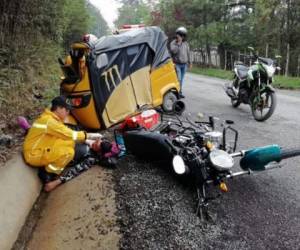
[190,66,300,89]
[62,0,91,49]
[189,67,234,80]
[0,0,108,133]
[114,0,152,28]
[87,2,109,38]
[151,0,300,76]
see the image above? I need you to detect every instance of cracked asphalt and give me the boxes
[115,73,300,250]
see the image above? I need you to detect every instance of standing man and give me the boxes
[170,26,192,98]
[23,96,102,192]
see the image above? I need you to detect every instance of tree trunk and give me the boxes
[206,43,212,67]
[285,43,290,77]
[297,55,300,77]
[224,50,227,70]
[265,43,269,58]
[218,43,225,69]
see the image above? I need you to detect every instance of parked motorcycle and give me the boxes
[123,111,300,220]
[225,47,281,121]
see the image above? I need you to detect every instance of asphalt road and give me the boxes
[185,73,300,249]
[115,73,300,250]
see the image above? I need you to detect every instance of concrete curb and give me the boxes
[0,153,42,250]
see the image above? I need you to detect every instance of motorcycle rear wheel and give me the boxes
[251,91,277,122]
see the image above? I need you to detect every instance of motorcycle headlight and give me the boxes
[209,150,234,171]
[172,155,186,175]
[264,65,276,77]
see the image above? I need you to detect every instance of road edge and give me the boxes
[0,153,42,250]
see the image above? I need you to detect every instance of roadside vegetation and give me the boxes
[189,67,300,89]
[0,0,108,125]
[0,0,108,165]
[116,0,300,77]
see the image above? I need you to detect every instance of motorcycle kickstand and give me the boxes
[196,184,211,221]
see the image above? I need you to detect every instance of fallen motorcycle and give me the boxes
[122,110,300,219]
[225,47,281,121]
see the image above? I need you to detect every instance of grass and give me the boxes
[0,39,62,133]
[189,67,234,80]
[189,67,300,89]
[273,75,300,89]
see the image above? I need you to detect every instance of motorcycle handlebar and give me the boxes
[280,148,300,160]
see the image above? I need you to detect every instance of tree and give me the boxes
[87,2,109,38]
[114,0,152,28]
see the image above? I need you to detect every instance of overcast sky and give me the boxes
[89,0,120,28]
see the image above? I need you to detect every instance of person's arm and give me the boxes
[170,40,180,55]
[46,118,86,142]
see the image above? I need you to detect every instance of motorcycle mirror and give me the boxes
[247,46,254,51]
[225,120,234,125]
[197,112,204,120]
[172,155,186,175]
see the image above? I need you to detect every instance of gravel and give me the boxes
[114,154,300,250]
[114,155,251,250]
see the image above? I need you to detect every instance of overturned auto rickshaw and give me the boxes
[59,26,180,130]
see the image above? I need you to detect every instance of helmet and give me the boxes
[176,26,187,36]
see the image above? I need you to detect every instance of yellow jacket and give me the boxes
[23,109,86,172]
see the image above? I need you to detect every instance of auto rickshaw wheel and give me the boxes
[162,91,177,112]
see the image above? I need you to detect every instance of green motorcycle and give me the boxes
[226,47,281,121]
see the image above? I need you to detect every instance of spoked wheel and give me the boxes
[251,91,277,121]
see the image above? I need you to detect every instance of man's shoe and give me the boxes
[179,93,185,98]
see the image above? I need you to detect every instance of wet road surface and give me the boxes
[115,73,300,250]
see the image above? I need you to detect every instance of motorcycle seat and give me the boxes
[234,61,244,66]
[236,65,249,80]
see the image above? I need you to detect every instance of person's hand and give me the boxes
[86,133,103,140]
[85,139,101,151]
[189,63,193,69]
[85,139,95,147]
[91,139,101,152]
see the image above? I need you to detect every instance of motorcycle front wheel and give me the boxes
[251,91,277,121]
[231,98,240,108]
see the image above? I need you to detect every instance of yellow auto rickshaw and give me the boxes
[59,26,180,130]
